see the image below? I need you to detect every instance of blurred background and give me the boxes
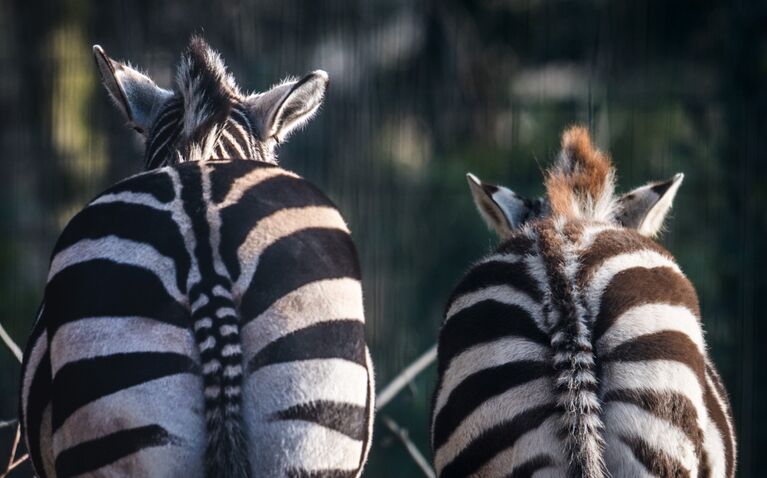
[0,0,765,476]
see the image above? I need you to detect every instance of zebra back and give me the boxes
[433,127,736,477]
[21,160,374,477]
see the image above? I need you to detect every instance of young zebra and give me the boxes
[20,37,374,478]
[431,127,735,478]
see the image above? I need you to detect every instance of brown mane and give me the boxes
[545,126,615,220]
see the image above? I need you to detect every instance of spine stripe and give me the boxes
[54,424,180,477]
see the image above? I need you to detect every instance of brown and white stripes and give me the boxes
[433,127,736,477]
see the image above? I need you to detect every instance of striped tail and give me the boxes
[191,282,250,478]
[537,223,606,478]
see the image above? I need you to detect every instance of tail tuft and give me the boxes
[206,409,250,478]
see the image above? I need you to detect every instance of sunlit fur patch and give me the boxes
[545,126,617,222]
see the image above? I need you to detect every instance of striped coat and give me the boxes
[20,38,373,478]
[432,127,735,477]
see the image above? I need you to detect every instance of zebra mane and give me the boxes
[545,126,617,223]
[176,37,240,141]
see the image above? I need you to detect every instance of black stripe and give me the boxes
[44,260,189,337]
[446,260,543,314]
[503,454,554,478]
[51,352,199,432]
[272,400,367,441]
[602,331,705,384]
[219,174,339,281]
[438,403,557,478]
[619,434,691,478]
[248,320,366,373]
[54,424,180,477]
[432,361,552,451]
[287,469,357,478]
[207,159,276,204]
[241,228,361,324]
[51,202,190,294]
[97,169,175,203]
[438,299,549,375]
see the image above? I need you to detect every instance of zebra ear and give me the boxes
[467,173,532,238]
[247,70,329,143]
[616,173,684,237]
[93,45,173,135]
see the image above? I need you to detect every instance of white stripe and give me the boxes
[703,368,728,477]
[597,304,704,356]
[48,237,185,305]
[245,358,369,410]
[601,360,707,430]
[241,278,363,363]
[433,336,550,417]
[221,344,241,357]
[90,191,170,210]
[52,373,205,474]
[49,316,196,376]
[246,419,363,475]
[221,129,247,159]
[199,336,216,351]
[219,324,238,336]
[604,401,698,474]
[434,378,555,470]
[216,307,237,318]
[218,168,297,208]
[191,294,209,311]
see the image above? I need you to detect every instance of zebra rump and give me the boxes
[20,38,374,478]
[432,127,736,477]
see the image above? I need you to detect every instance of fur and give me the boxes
[545,126,617,222]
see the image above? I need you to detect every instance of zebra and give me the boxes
[20,37,374,478]
[431,127,736,477]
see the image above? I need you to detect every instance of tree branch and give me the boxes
[381,415,435,478]
[0,324,21,363]
[376,344,437,409]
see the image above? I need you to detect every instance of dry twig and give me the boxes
[376,344,437,409]
[381,415,435,478]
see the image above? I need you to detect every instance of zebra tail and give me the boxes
[538,224,606,478]
[551,318,606,478]
[192,288,250,478]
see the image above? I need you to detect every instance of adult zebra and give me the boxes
[431,127,736,477]
[20,37,374,478]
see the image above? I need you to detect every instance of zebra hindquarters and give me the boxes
[238,230,372,477]
[593,261,734,477]
[36,259,207,478]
